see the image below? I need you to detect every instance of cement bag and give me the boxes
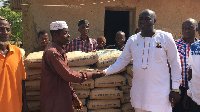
[88,108,121,112]
[20,48,25,60]
[121,94,131,103]
[87,99,120,109]
[24,51,43,68]
[94,66,126,74]
[26,91,40,101]
[75,89,90,98]
[98,49,118,52]
[78,69,95,72]
[74,106,87,112]
[66,51,98,67]
[120,85,131,94]
[127,65,133,77]
[72,79,94,89]
[95,74,126,87]
[25,68,41,80]
[25,80,40,91]
[121,103,135,112]
[96,49,122,68]
[70,66,92,72]
[122,72,132,87]
[90,87,123,99]
[80,99,86,106]
[27,101,40,111]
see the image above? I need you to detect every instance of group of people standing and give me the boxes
[33,19,128,53]
[0,8,200,112]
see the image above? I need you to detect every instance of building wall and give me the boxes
[22,0,200,54]
[135,0,200,38]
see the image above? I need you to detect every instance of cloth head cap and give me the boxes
[50,21,68,30]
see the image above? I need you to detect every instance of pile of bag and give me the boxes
[24,51,42,112]
[24,49,134,112]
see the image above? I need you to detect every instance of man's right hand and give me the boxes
[169,91,181,107]
[188,69,192,81]
[92,71,105,80]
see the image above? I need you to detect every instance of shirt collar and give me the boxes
[88,38,93,45]
[180,38,186,43]
[51,42,66,54]
[78,37,93,45]
[76,37,82,41]
[8,44,15,53]
[180,38,198,44]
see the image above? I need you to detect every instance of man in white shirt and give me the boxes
[103,9,182,112]
[184,38,200,112]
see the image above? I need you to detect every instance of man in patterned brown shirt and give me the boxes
[40,21,103,112]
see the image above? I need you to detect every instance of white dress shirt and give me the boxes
[187,40,200,105]
[104,30,182,112]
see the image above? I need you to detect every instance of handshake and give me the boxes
[91,70,106,80]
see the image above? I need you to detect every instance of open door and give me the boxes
[104,8,136,46]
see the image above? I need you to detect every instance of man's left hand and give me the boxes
[169,91,181,107]
[73,97,82,110]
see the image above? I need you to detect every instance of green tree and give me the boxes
[0,4,23,46]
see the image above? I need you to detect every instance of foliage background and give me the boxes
[0,4,23,45]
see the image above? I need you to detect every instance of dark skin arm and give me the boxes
[168,61,181,107]
[22,80,30,112]
[169,91,181,107]
[73,96,82,110]
[70,84,82,110]
[188,69,192,82]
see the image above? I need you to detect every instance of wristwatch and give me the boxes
[171,89,181,94]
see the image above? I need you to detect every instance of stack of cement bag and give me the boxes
[24,51,43,112]
[24,49,135,112]
[24,51,99,112]
[73,49,134,112]
[19,49,40,112]
[119,59,134,112]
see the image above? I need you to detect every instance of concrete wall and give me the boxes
[22,0,200,54]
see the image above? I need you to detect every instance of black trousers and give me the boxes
[188,97,200,112]
[173,86,187,112]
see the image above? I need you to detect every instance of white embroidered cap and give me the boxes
[50,21,68,30]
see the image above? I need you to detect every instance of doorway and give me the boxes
[104,10,130,46]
